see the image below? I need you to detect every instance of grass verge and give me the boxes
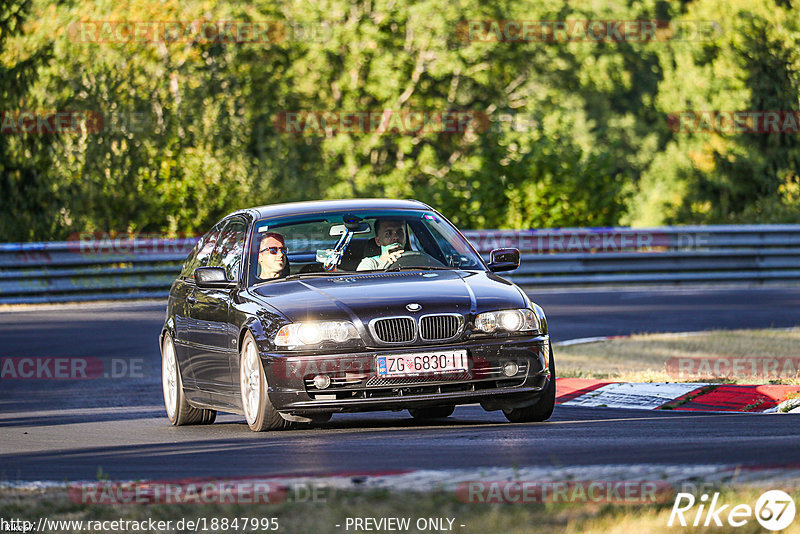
[556,327,800,384]
[3,485,800,534]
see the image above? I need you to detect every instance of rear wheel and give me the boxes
[409,405,455,420]
[161,333,216,425]
[503,345,555,423]
[240,332,290,431]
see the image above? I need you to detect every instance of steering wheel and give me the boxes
[385,251,445,270]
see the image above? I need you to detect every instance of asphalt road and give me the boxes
[1,286,799,482]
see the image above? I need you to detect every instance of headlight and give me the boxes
[274,321,360,347]
[474,309,538,334]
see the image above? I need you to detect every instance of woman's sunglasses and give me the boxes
[260,246,288,255]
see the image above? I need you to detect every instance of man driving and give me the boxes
[257,232,288,279]
[357,219,406,271]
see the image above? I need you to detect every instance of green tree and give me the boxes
[0,0,57,240]
[3,0,798,241]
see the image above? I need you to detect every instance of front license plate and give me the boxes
[376,350,468,377]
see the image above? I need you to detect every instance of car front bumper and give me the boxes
[262,335,551,415]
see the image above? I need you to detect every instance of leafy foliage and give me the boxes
[0,0,798,240]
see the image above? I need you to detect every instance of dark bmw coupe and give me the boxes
[160,199,554,431]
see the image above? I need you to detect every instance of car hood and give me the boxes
[248,270,527,324]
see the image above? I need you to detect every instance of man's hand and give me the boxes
[380,246,404,267]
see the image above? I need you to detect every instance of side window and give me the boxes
[180,222,223,278]
[179,241,202,278]
[210,218,247,281]
[409,220,449,264]
[407,226,422,252]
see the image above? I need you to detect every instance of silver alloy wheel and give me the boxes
[240,336,261,426]
[162,335,178,420]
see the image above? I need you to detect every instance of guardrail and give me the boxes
[462,224,800,287]
[0,225,798,304]
[0,238,196,304]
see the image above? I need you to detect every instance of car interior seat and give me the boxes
[339,238,372,271]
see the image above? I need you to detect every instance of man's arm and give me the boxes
[356,256,380,271]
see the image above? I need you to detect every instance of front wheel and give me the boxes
[240,331,291,431]
[161,332,216,425]
[503,345,555,423]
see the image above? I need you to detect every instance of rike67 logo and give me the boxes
[668,490,796,531]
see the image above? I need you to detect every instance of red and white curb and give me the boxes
[553,331,800,413]
[556,378,800,413]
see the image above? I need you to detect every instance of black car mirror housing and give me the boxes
[195,267,237,289]
[488,248,520,272]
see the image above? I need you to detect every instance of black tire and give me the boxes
[161,332,217,426]
[503,344,556,423]
[240,331,291,431]
[409,405,455,419]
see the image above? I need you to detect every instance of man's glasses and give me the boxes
[260,246,287,255]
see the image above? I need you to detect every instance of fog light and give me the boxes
[502,361,519,377]
[313,374,331,389]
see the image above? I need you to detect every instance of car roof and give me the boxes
[232,198,433,220]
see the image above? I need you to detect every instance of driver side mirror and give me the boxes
[487,248,520,273]
[194,267,237,289]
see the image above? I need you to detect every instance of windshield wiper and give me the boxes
[384,265,454,272]
[251,272,342,286]
[283,271,347,280]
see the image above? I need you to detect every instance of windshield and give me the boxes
[246,209,485,285]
